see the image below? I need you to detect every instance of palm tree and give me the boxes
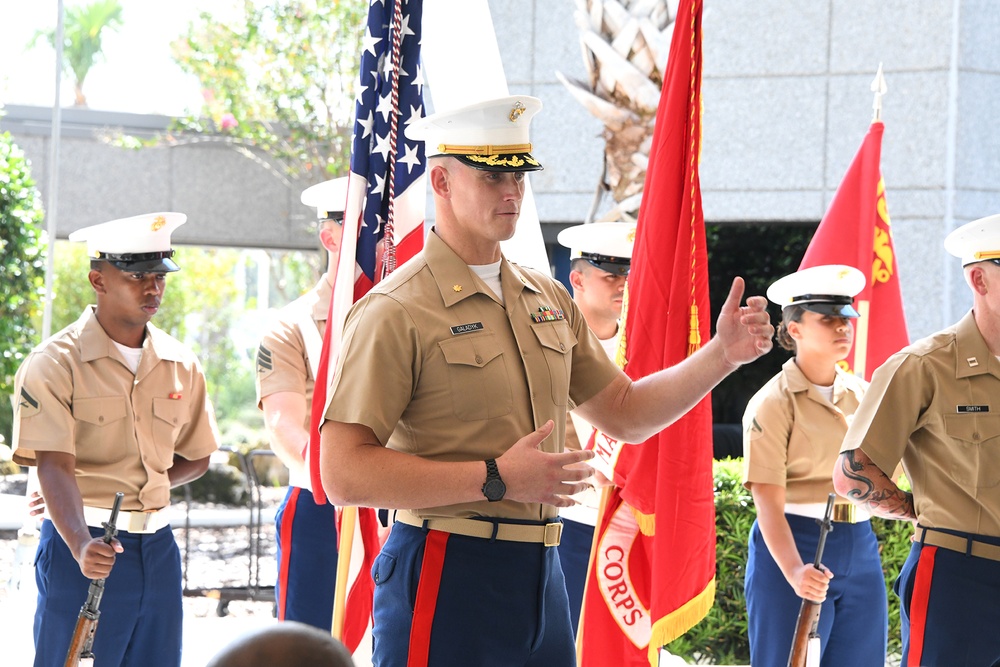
[29,0,125,107]
[558,0,677,220]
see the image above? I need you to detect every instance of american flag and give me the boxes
[306,0,426,652]
[308,0,426,503]
[346,0,427,300]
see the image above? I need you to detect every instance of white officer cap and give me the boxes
[405,95,543,172]
[944,213,1000,266]
[557,222,636,277]
[68,212,186,273]
[301,176,349,223]
[766,264,866,318]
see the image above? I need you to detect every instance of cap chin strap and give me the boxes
[96,250,175,263]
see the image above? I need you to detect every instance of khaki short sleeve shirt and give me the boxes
[12,307,220,510]
[256,277,331,418]
[743,357,866,504]
[324,231,621,521]
[842,311,1000,535]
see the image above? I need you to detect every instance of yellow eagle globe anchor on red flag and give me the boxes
[579,0,716,665]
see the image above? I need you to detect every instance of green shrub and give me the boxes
[171,458,248,506]
[0,130,46,447]
[666,458,910,664]
[666,458,752,664]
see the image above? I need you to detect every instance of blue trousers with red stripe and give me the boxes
[33,519,183,667]
[371,520,574,667]
[274,486,339,630]
[745,514,887,667]
[895,530,1000,667]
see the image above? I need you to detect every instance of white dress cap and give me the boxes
[944,213,1000,266]
[557,221,636,276]
[68,212,186,273]
[766,264,866,318]
[405,95,543,172]
[301,176,350,221]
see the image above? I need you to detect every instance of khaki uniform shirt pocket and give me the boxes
[530,322,577,407]
[152,397,192,469]
[943,413,1000,489]
[438,334,513,422]
[72,397,130,465]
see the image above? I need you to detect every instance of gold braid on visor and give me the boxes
[437,143,532,155]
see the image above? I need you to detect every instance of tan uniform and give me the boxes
[12,306,219,511]
[256,276,330,410]
[842,310,1000,536]
[324,230,620,521]
[743,357,866,506]
[256,277,330,489]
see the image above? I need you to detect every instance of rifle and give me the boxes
[787,493,836,667]
[64,492,123,667]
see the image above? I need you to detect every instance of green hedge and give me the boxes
[665,458,910,665]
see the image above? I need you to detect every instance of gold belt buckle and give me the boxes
[128,511,153,533]
[832,504,856,523]
[543,522,563,547]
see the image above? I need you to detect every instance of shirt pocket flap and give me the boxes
[530,321,576,355]
[943,413,1000,443]
[72,397,128,427]
[152,397,191,427]
[439,336,503,368]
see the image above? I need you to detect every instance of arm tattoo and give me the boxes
[839,450,915,521]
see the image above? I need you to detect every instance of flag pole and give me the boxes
[852,64,887,379]
[331,506,358,640]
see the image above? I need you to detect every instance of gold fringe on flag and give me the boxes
[646,577,717,666]
[629,503,656,537]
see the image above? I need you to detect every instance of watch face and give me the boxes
[483,478,506,502]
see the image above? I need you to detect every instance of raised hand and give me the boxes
[716,276,774,367]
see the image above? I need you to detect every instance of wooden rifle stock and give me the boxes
[787,493,836,667]
[64,492,123,667]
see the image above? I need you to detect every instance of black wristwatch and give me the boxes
[482,458,506,502]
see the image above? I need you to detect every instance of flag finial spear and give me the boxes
[871,62,887,122]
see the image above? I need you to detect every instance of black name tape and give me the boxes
[450,322,484,335]
[957,405,990,413]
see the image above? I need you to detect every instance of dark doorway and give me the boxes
[707,222,816,459]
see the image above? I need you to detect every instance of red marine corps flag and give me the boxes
[799,67,908,379]
[307,0,426,652]
[579,0,715,664]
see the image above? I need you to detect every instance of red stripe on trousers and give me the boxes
[907,545,937,667]
[406,530,449,667]
[276,487,301,621]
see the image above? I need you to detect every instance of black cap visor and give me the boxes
[456,152,543,173]
[582,253,630,277]
[793,294,859,318]
[100,251,179,273]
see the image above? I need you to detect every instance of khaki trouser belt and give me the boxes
[394,510,562,547]
[918,527,1000,562]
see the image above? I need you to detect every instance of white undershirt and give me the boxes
[112,341,142,374]
[470,261,504,305]
[812,382,834,404]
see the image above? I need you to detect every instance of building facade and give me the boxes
[3,0,998,341]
